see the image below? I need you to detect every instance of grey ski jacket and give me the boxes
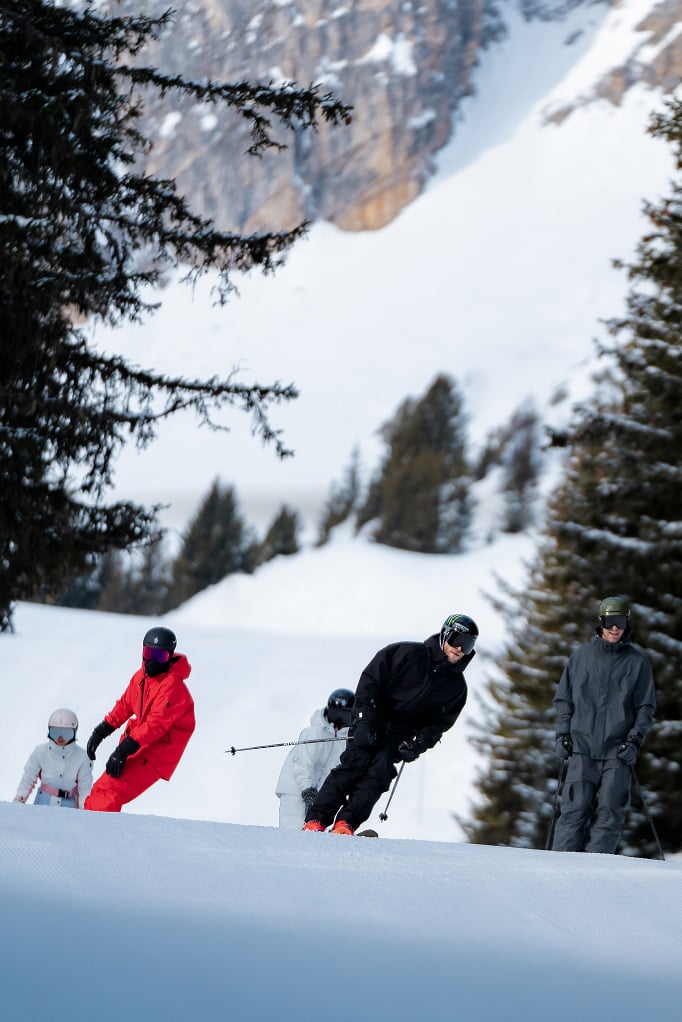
[554,632,655,758]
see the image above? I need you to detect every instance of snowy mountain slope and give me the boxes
[89,4,675,538]
[1,802,681,1021]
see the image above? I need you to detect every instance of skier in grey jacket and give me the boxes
[551,596,656,854]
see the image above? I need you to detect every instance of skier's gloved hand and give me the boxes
[87,720,115,761]
[301,787,318,810]
[617,739,639,766]
[397,739,421,763]
[554,734,572,759]
[105,736,140,778]
[352,716,378,750]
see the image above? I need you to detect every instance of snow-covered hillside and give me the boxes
[88,3,674,539]
[2,803,681,1021]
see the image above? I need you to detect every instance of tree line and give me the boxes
[52,372,543,614]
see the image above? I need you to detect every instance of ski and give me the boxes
[356,829,378,838]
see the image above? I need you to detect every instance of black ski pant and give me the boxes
[305,741,401,830]
[552,754,632,854]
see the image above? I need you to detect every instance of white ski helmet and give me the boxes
[48,708,79,731]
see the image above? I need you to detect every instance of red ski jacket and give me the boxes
[104,653,195,780]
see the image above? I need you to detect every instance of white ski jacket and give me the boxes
[14,741,93,808]
[275,709,348,796]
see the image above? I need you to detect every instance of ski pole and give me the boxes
[630,767,665,861]
[379,761,406,822]
[545,757,568,850]
[226,736,350,756]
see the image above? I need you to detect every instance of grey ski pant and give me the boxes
[552,754,632,854]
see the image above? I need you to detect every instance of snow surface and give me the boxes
[2,8,681,1017]
[1,802,681,1020]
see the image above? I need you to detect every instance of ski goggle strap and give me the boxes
[143,645,171,664]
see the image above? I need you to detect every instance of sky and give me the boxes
[2,4,681,1017]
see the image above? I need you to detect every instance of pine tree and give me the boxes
[465,98,682,857]
[358,374,472,553]
[255,505,301,565]
[164,481,252,609]
[474,402,542,535]
[0,0,350,630]
[316,447,362,546]
[499,404,542,534]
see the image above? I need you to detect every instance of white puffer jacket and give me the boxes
[14,741,93,808]
[275,709,349,796]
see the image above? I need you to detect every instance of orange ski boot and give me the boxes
[330,820,355,836]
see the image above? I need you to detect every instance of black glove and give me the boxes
[617,739,639,766]
[105,736,140,778]
[554,734,572,760]
[87,720,115,761]
[397,739,421,763]
[352,716,378,750]
[301,787,318,810]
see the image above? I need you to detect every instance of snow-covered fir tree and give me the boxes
[357,374,472,553]
[465,98,682,857]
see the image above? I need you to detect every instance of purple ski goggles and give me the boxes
[143,645,171,664]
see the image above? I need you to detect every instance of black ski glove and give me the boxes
[554,734,572,760]
[397,739,421,763]
[105,737,140,778]
[617,739,639,766]
[87,720,115,761]
[301,787,318,810]
[352,717,378,750]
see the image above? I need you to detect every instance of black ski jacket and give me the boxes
[353,634,471,749]
[554,630,655,759]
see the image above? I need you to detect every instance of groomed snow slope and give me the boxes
[1,802,680,1021]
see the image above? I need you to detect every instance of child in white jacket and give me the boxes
[275,689,354,829]
[14,708,93,808]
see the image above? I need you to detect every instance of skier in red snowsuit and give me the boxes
[84,626,195,813]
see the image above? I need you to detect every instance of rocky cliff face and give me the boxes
[111,0,682,232]
[118,0,491,232]
[544,0,682,122]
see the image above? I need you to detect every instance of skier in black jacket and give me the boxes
[551,596,656,854]
[303,613,477,835]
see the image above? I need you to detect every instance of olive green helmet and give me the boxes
[598,596,630,618]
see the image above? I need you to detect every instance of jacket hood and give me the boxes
[309,707,332,729]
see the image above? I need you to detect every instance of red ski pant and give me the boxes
[85,754,160,813]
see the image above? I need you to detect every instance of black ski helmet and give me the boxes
[325,688,355,728]
[440,614,479,653]
[142,626,177,654]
